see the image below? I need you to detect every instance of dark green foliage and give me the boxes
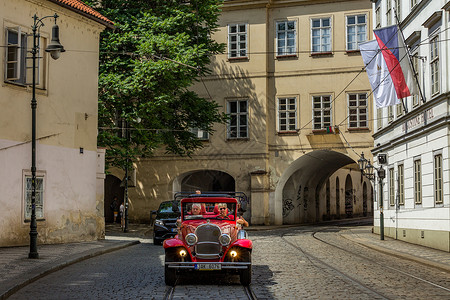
[83,0,227,170]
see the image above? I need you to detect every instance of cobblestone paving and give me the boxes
[8,225,450,300]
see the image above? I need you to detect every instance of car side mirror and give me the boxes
[172,201,179,213]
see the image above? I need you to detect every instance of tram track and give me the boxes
[163,280,257,300]
[279,226,450,299]
[280,231,390,300]
[313,229,450,293]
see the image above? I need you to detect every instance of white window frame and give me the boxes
[228,23,248,59]
[191,128,209,140]
[24,172,45,220]
[386,0,392,26]
[311,17,331,53]
[348,92,368,129]
[389,168,395,206]
[346,14,367,51]
[414,159,422,205]
[227,99,248,139]
[277,97,297,132]
[313,95,332,130]
[394,0,401,20]
[396,103,403,117]
[375,6,381,28]
[5,26,43,87]
[430,34,440,96]
[276,20,297,56]
[411,0,418,9]
[412,54,420,107]
[377,107,383,129]
[398,164,404,205]
[388,106,394,123]
[434,153,443,205]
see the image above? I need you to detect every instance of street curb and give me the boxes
[341,233,450,273]
[0,240,139,300]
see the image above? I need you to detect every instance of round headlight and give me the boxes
[155,219,164,226]
[219,234,231,246]
[185,233,198,246]
[179,249,187,257]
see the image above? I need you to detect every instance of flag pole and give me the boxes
[393,7,426,105]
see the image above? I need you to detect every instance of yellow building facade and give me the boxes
[0,0,112,246]
[121,0,375,225]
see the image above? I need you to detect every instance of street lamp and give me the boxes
[29,14,64,259]
[358,152,385,240]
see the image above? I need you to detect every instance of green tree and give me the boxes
[84,0,227,170]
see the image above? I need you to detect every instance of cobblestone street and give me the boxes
[6,224,450,300]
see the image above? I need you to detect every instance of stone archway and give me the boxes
[345,174,353,218]
[335,177,341,219]
[178,170,235,193]
[104,175,124,223]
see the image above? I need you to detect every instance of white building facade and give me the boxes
[371,0,450,251]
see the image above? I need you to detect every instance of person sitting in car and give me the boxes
[190,203,202,215]
[216,203,235,220]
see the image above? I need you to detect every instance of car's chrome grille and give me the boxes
[195,223,221,259]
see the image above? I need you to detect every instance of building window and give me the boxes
[348,93,367,128]
[389,168,395,206]
[313,95,332,130]
[396,103,403,117]
[398,164,404,205]
[25,175,44,220]
[311,17,331,53]
[412,54,420,107]
[5,27,28,85]
[377,107,382,129]
[191,128,209,140]
[227,100,248,139]
[394,0,401,20]
[434,154,443,204]
[5,27,44,87]
[276,20,296,56]
[346,14,367,51]
[375,6,381,28]
[414,159,422,205]
[430,35,439,95]
[228,23,247,58]
[411,0,417,9]
[386,0,392,26]
[277,97,297,132]
[388,106,394,122]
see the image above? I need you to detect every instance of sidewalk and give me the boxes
[0,223,149,300]
[1,223,449,299]
[340,226,450,273]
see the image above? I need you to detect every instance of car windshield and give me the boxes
[159,201,178,213]
[182,201,237,221]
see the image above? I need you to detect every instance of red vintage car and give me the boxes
[163,193,252,286]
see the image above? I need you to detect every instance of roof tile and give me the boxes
[50,0,114,26]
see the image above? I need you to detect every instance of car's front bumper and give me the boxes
[165,261,251,270]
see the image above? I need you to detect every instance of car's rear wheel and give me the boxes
[239,250,252,285]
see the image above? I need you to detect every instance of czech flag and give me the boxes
[360,25,417,107]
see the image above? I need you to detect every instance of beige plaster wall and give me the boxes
[0,0,105,246]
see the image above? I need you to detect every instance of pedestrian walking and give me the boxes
[120,202,125,229]
[110,196,119,223]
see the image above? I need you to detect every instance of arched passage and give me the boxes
[276,150,357,225]
[345,174,354,218]
[104,175,124,223]
[174,170,235,193]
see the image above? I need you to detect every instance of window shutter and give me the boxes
[5,27,21,81]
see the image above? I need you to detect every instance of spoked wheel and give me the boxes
[239,250,252,286]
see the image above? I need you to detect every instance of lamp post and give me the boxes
[358,152,385,241]
[29,14,65,259]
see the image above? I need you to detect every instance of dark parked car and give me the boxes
[151,201,181,245]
